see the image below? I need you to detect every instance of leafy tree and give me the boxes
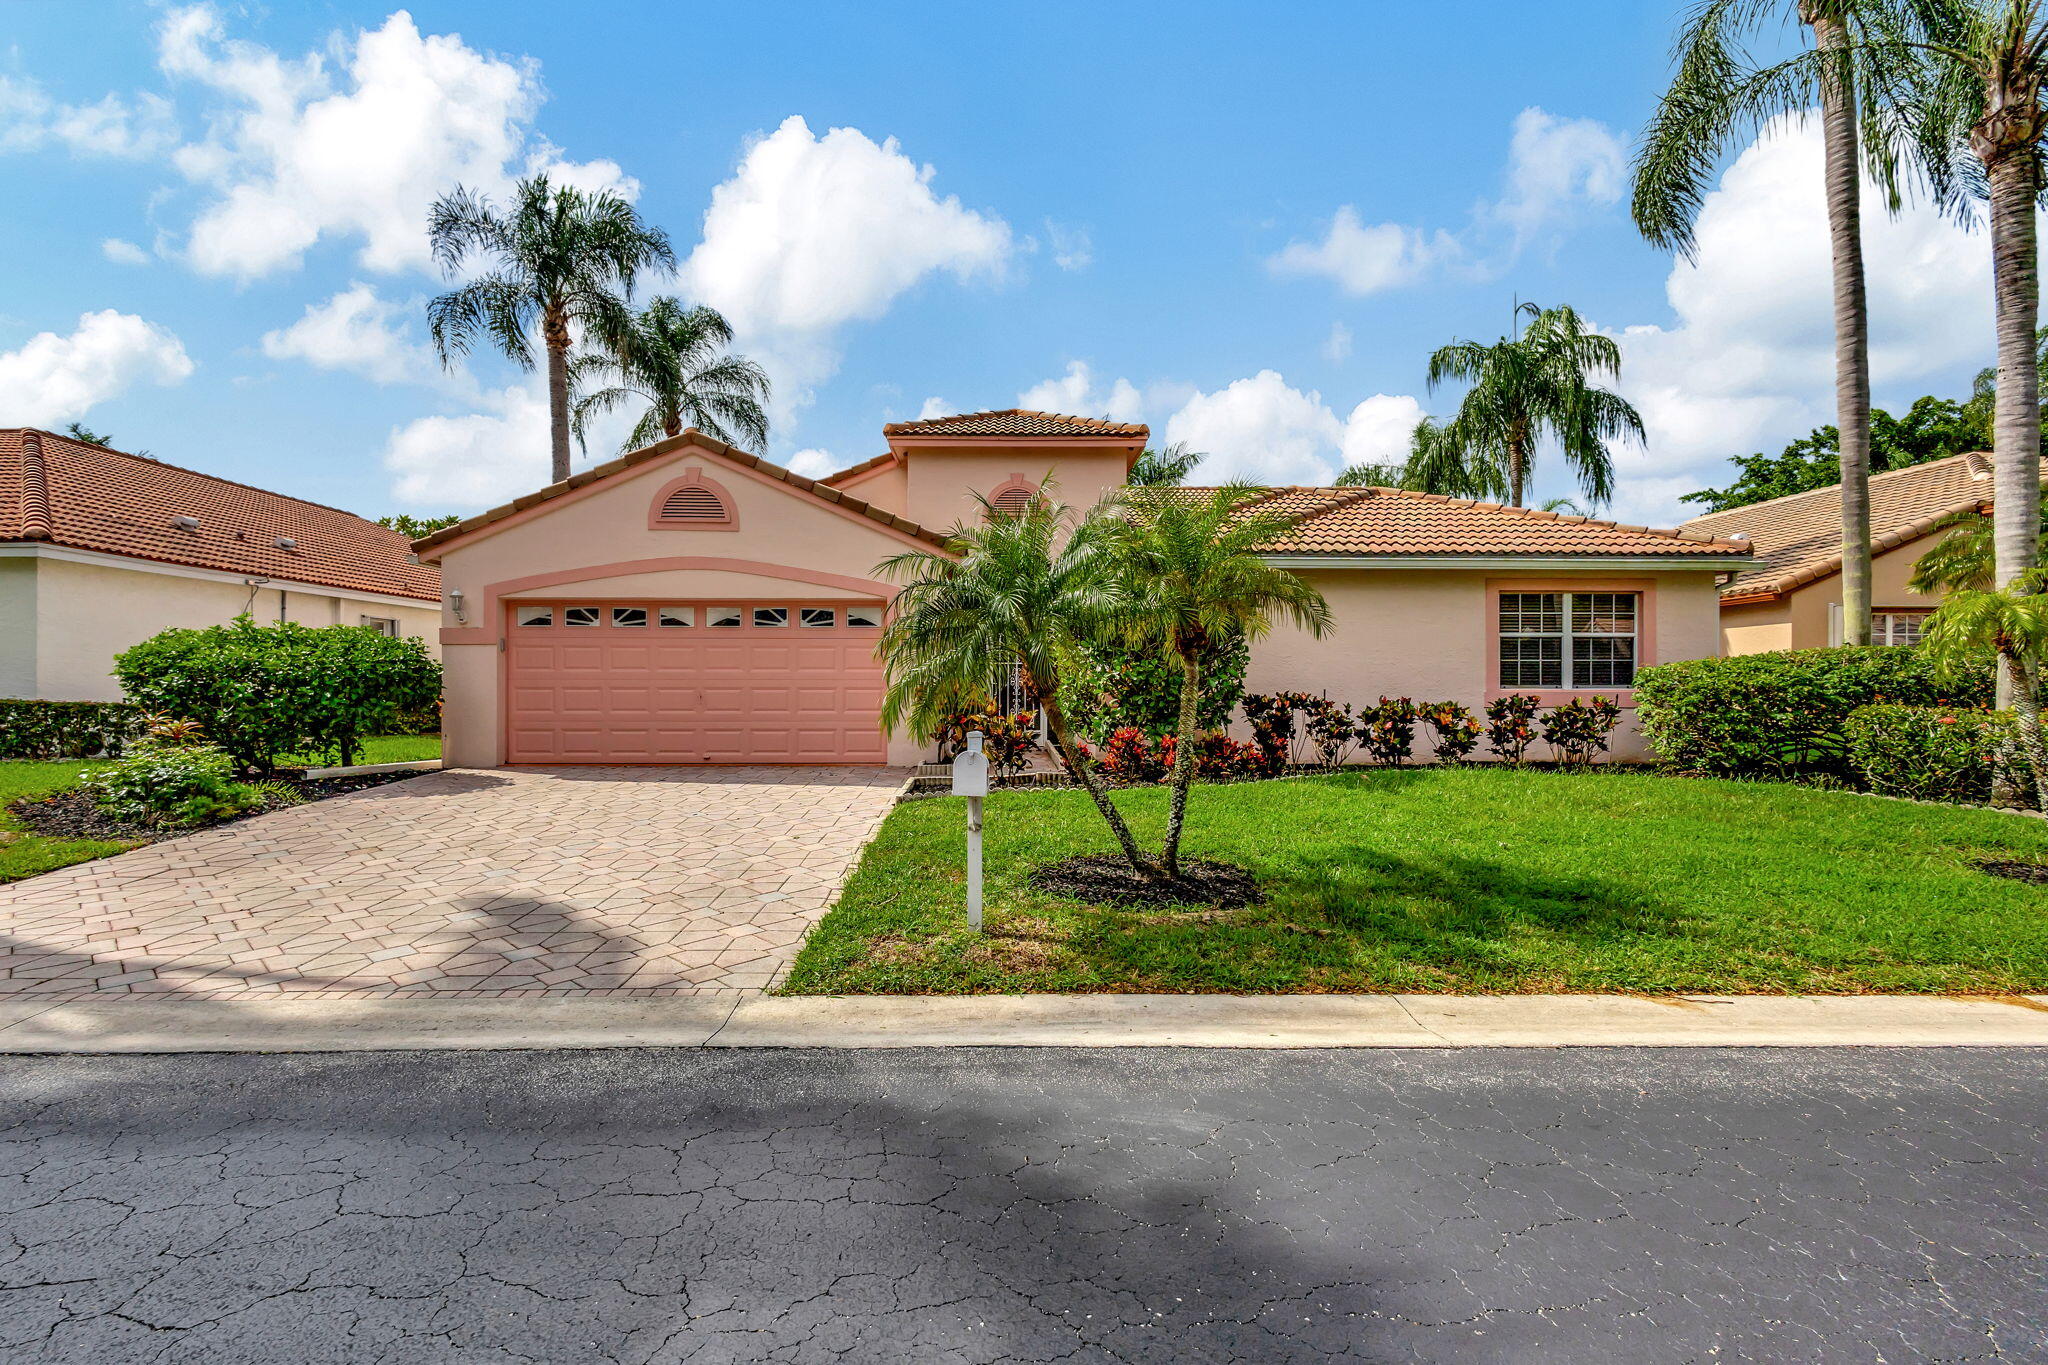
[1097,486,1332,878]
[1417,302,1644,508]
[61,421,148,456]
[1635,0,1923,644]
[428,174,674,485]
[569,296,770,453]
[378,513,463,540]
[1335,417,1512,499]
[1127,442,1205,487]
[874,487,1158,876]
[1681,393,1995,512]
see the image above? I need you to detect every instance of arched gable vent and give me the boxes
[649,468,737,529]
[987,477,1036,518]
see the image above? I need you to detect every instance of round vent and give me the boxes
[660,485,728,521]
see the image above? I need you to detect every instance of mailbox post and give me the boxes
[950,730,989,931]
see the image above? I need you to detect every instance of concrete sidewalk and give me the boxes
[2,991,2046,1052]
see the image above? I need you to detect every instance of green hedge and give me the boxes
[0,699,144,760]
[1633,647,1991,779]
[1058,631,1250,744]
[1846,703,2014,804]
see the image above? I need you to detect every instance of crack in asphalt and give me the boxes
[0,1047,2042,1362]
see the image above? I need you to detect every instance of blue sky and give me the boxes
[0,1,2000,524]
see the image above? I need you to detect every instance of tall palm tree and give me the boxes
[1127,442,1205,487]
[1335,416,1512,499]
[1635,1,1917,644]
[1908,501,2048,590]
[569,297,770,454]
[1891,0,2048,591]
[1921,567,2048,805]
[875,488,1158,877]
[1421,303,1644,509]
[428,174,675,485]
[1098,486,1332,878]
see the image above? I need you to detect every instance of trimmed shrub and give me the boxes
[1092,726,1168,782]
[1846,704,2015,804]
[1633,647,1991,779]
[1240,692,1313,768]
[937,702,1039,775]
[1540,697,1624,768]
[1060,631,1249,743]
[1358,696,1418,766]
[0,699,144,759]
[1484,694,1542,766]
[113,616,442,771]
[1420,701,1484,764]
[78,740,264,828]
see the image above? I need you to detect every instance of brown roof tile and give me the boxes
[0,428,440,601]
[818,450,898,487]
[1172,485,1748,558]
[1679,452,1995,598]
[412,429,953,557]
[883,408,1149,438]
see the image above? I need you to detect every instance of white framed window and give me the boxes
[846,605,882,628]
[360,615,399,637]
[1498,591,1639,689]
[707,606,742,628]
[515,606,553,628]
[1877,610,1932,646]
[611,606,648,628]
[800,607,836,628]
[658,606,694,628]
[753,606,789,627]
[564,605,601,627]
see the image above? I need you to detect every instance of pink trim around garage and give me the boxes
[1482,577,1656,708]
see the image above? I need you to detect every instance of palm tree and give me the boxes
[1921,568,2048,805]
[1909,501,2048,590]
[1127,442,1205,487]
[1420,303,1644,509]
[1892,1,2048,590]
[1335,416,1512,499]
[569,297,770,454]
[1635,1,1918,645]
[875,488,1158,876]
[428,174,675,485]
[1098,486,1332,879]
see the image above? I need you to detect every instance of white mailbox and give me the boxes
[950,730,990,796]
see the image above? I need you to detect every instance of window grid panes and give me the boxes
[658,607,693,627]
[800,607,836,628]
[846,606,882,628]
[1878,611,1930,646]
[610,607,647,628]
[515,606,553,627]
[564,606,601,627]
[1498,591,1639,689]
[707,607,741,628]
[753,607,789,628]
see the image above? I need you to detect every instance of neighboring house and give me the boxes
[1,427,442,702]
[417,409,1747,767]
[1679,451,1993,654]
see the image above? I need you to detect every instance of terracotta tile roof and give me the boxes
[1165,485,1748,559]
[1,428,440,601]
[1679,452,1995,598]
[819,450,897,487]
[882,408,1149,439]
[413,429,952,557]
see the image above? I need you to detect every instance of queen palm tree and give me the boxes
[1335,416,1511,499]
[1420,303,1644,509]
[428,174,675,485]
[1127,442,1205,487]
[1921,567,2048,804]
[1097,486,1332,879]
[569,297,770,454]
[1909,501,2048,590]
[875,488,1159,877]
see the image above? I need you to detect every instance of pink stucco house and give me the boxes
[414,410,1750,767]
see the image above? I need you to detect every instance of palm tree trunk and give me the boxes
[1984,137,2043,592]
[2002,650,2048,811]
[1809,9,1873,646]
[544,308,573,485]
[1037,689,1161,878]
[1160,649,1204,880]
[1506,429,1528,507]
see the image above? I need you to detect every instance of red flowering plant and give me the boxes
[1484,694,1542,766]
[937,701,1041,776]
[1296,695,1360,769]
[1420,701,1483,764]
[1358,696,1418,766]
[1160,731,1268,781]
[1538,696,1624,769]
[1240,691,1313,769]
[1094,726,1169,782]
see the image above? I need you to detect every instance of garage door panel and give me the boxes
[504,600,888,764]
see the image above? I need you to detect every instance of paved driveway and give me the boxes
[0,767,904,999]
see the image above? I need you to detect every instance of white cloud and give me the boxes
[1269,105,1623,296]
[916,396,951,420]
[1163,372,1345,484]
[679,115,1011,427]
[1017,360,1144,423]
[1603,117,1994,521]
[1322,321,1353,362]
[101,238,152,266]
[159,5,633,281]
[785,448,838,478]
[260,283,433,384]
[383,382,551,507]
[0,310,194,426]
[1044,220,1093,271]
[1338,394,1428,469]
[0,76,177,157]
[1268,208,1458,298]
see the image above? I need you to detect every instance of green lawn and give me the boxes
[782,768,2048,996]
[277,734,441,767]
[0,761,135,884]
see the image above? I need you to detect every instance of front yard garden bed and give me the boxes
[782,767,2048,997]
[9,768,419,845]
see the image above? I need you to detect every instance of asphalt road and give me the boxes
[2,1047,2042,1364]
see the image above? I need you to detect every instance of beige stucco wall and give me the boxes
[902,448,1133,529]
[13,555,438,702]
[1722,532,1944,654]
[1244,568,1725,762]
[0,558,35,698]
[428,440,932,768]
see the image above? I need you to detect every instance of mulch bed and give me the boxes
[8,769,421,845]
[1978,858,2048,886]
[1027,853,1265,909]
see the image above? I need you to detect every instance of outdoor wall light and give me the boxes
[449,588,467,624]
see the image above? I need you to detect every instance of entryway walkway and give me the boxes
[0,767,905,1000]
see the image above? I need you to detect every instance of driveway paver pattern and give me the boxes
[0,766,904,999]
